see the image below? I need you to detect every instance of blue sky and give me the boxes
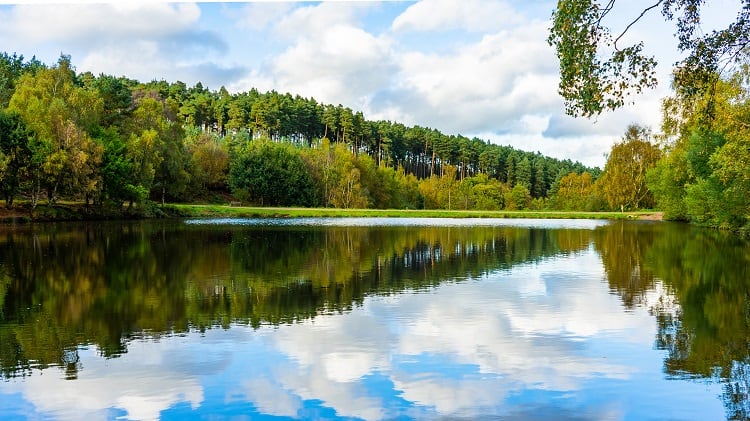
[0,1,738,167]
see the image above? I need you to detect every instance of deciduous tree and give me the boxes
[648,65,750,228]
[8,55,103,205]
[229,140,313,206]
[551,171,596,211]
[0,110,31,207]
[598,125,662,211]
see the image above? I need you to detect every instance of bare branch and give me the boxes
[598,0,617,22]
[719,40,750,74]
[613,1,664,50]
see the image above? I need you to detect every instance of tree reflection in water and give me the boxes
[0,218,749,419]
[0,221,585,377]
[594,221,750,420]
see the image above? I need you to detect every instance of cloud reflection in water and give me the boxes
[0,246,724,420]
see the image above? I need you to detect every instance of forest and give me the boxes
[0,50,748,230]
[0,52,597,213]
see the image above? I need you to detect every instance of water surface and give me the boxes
[0,218,748,420]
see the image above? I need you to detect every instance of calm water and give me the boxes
[0,218,748,420]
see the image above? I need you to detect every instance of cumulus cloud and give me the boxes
[0,3,245,87]
[241,377,303,418]
[268,24,395,108]
[392,0,525,32]
[232,2,295,32]
[226,2,398,109]
[476,130,613,168]
[371,20,560,134]
[255,250,657,418]
[81,49,247,89]
[531,91,666,167]
[273,1,375,40]
[378,0,677,167]
[2,3,202,42]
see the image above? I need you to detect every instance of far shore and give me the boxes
[0,202,664,223]
[166,204,664,221]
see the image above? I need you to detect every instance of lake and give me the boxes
[0,218,748,420]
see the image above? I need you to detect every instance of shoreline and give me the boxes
[0,203,664,223]
[166,204,664,221]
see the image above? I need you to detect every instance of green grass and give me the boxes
[165,204,660,220]
[1,200,662,222]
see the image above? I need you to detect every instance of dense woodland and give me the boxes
[0,52,599,214]
[0,51,748,229]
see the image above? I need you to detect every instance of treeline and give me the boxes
[0,52,600,211]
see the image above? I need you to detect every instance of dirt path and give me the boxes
[638,212,664,221]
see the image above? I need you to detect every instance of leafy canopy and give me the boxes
[647,65,750,229]
[549,0,750,117]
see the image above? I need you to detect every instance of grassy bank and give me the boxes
[0,202,663,223]
[164,204,662,220]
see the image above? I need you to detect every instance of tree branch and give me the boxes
[613,1,664,50]
[598,0,617,22]
[728,115,750,129]
[719,39,750,74]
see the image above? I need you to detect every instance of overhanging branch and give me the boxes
[613,1,664,50]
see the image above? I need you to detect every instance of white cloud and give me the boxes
[232,2,295,32]
[372,21,561,134]
[455,75,668,168]
[0,3,245,87]
[80,48,247,89]
[488,132,616,168]
[274,367,387,420]
[268,24,395,108]
[392,376,514,416]
[396,33,532,106]
[323,352,380,383]
[379,0,682,167]
[2,3,202,43]
[255,249,658,418]
[392,0,525,33]
[273,1,375,41]
[241,377,302,418]
[228,2,396,108]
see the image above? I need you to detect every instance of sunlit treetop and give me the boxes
[548,0,750,118]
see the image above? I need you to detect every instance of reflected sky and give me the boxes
[184,217,612,230]
[0,245,724,420]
